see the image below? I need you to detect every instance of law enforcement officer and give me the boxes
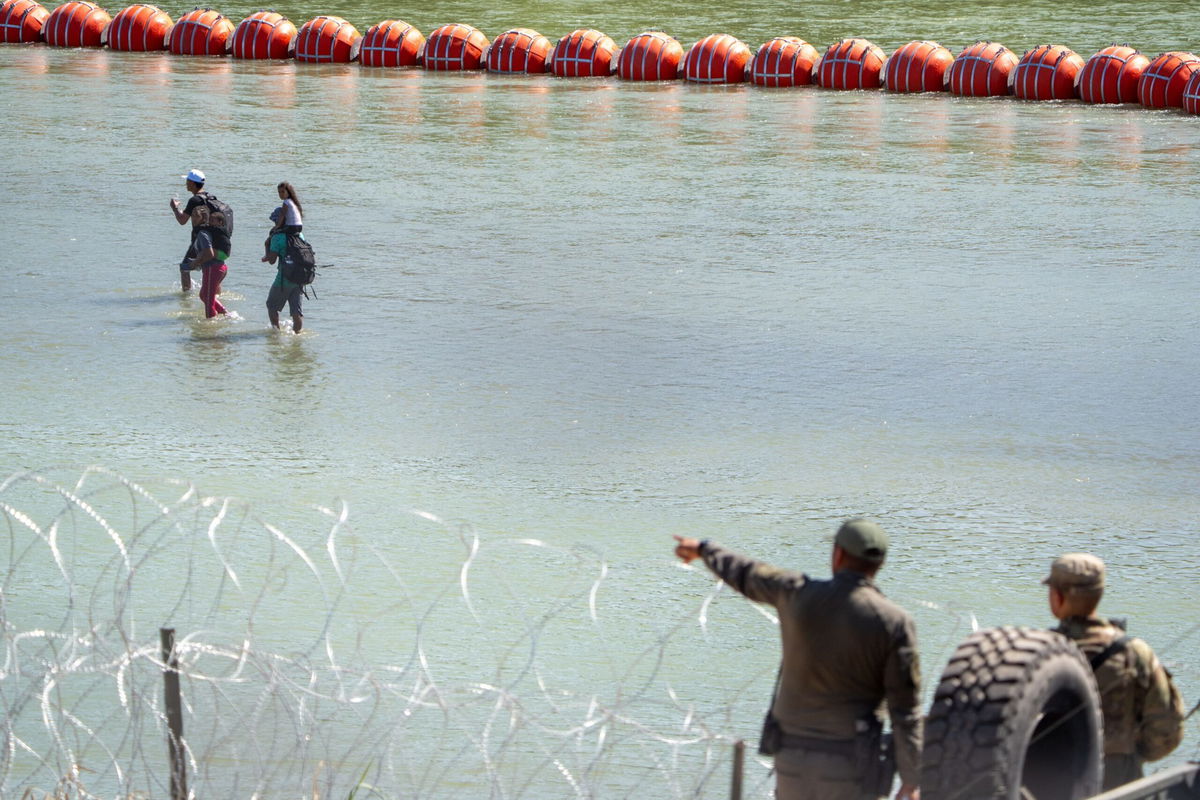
[1044,553,1185,790]
[674,519,921,800]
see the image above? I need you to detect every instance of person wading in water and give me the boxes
[263,182,306,332]
[169,168,208,291]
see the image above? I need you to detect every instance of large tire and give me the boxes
[921,626,1102,800]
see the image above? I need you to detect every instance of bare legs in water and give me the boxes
[268,309,302,333]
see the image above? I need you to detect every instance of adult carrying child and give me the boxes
[171,168,234,317]
[262,182,311,332]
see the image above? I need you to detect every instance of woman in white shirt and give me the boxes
[263,182,309,332]
[262,182,304,264]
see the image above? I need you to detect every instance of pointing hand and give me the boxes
[673,535,701,563]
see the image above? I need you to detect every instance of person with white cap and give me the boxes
[1044,553,1185,790]
[169,168,208,291]
[673,519,922,800]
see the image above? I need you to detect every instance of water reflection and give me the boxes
[812,89,885,166]
[847,89,884,157]
[11,46,50,77]
[479,75,554,140]
[126,51,174,110]
[1017,105,1084,172]
[569,80,618,132]
[887,92,952,166]
[359,70,424,130]
[49,47,110,78]
[230,59,293,107]
[681,84,751,149]
[1088,116,1145,177]
[162,52,235,99]
[266,329,321,389]
[751,89,819,160]
[434,77,488,143]
[183,316,238,369]
[304,63,361,129]
[950,96,1017,166]
[536,79,621,145]
[127,51,173,78]
[617,81,685,141]
[1145,127,1198,177]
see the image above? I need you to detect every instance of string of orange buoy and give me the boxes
[2,0,1198,114]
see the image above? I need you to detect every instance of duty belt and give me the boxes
[779,734,856,757]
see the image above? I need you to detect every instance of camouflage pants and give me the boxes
[774,749,880,800]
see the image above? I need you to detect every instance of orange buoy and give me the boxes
[169,8,232,56]
[423,23,488,71]
[107,4,171,51]
[43,0,110,47]
[617,31,683,81]
[487,27,550,73]
[551,28,615,77]
[1077,45,1148,104]
[295,15,360,63]
[946,41,1017,97]
[231,11,296,60]
[359,19,424,68]
[884,40,952,93]
[683,33,750,84]
[815,38,885,90]
[1138,51,1200,108]
[748,36,818,87]
[1011,44,1083,100]
[1184,70,1200,115]
[0,0,49,43]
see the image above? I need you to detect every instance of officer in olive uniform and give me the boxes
[1044,553,1185,791]
[674,519,921,800]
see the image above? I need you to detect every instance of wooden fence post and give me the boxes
[730,738,745,800]
[161,628,187,800]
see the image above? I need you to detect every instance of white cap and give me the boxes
[183,168,206,184]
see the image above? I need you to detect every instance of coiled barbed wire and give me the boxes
[3,469,1193,799]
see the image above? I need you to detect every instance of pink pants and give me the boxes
[200,263,228,318]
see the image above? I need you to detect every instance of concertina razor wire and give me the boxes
[0,467,1065,799]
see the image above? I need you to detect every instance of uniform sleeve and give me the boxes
[698,542,806,607]
[1131,640,1185,762]
[885,614,923,787]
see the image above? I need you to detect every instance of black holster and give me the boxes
[855,715,896,797]
[758,709,783,755]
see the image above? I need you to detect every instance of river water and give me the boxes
[1,0,1198,796]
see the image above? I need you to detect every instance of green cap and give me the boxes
[834,518,888,564]
[1042,553,1106,591]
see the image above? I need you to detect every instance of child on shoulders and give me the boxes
[262,182,304,264]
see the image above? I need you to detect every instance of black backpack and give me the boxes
[280,233,317,286]
[193,193,234,254]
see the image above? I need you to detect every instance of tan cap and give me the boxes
[1042,553,1106,590]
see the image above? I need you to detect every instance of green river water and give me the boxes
[0,0,1198,796]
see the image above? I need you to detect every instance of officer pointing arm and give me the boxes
[675,519,921,800]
